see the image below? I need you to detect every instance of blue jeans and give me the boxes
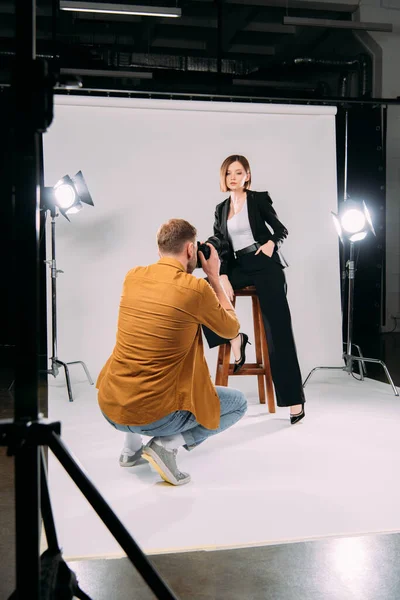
[103,386,247,451]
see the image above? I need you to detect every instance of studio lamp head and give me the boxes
[44,171,94,220]
[331,200,375,244]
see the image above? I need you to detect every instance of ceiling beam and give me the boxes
[245,22,296,33]
[152,38,207,50]
[228,44,275,54]
[61,67,153,78]
[192,0,359,13]
[283,16,393,32]
[221,6,258,50]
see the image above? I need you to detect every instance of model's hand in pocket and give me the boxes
[255,240,275,258]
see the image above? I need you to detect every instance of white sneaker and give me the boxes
[142,439,191,486]
[119,446,146,467]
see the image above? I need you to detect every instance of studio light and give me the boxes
[44,170,94,221]
[303,110,397,396]
[331,200,375,244]
[305,194,398,395]
[54,178,76,209]
[42,171,94,401]
[60,1,182,18]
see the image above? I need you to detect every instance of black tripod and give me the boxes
[46,207,94,402]
[1,1,179,598]
[0,418,178,599]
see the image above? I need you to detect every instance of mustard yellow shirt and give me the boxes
[97,258,240,430]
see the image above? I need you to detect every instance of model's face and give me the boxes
[226,161,249,191]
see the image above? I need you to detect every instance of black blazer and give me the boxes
[213,190,289,275]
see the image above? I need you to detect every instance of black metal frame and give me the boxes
[0,2,178,598]
[53,87,400,106]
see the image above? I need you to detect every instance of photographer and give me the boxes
[97,218,247,486]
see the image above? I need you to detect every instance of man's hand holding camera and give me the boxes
[199,243,234,311]
[198,243,220,281]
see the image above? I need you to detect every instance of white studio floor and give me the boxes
[46,371,400,560]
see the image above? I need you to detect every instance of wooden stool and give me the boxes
[215,286,275,413]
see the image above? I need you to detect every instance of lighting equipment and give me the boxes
[42,171,94,402]
[331,200,375,244]
[60,0,182,18]
[1,3,179,599]
[303,113,398,396]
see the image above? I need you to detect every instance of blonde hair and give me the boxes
[220,155,251,193]
[157,218,197,255]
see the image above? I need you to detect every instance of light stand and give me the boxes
[0,1,180,598]
[303,237,399,396]
[45,204,94,402]
[303,110,399,397]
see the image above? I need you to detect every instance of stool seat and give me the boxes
[234,285,257,296]
[215,286,275,412]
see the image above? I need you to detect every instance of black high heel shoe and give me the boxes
[290,406,305,425]
[233,333,251,374]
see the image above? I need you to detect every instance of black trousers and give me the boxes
[203,251,305,408]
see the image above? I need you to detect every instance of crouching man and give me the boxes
[97,218,247,486]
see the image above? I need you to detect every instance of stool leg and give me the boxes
[257,298,276,413]
[215,345,224,385]
[221,343,231,386]
[222,295,236,386]
[252,296,266,405]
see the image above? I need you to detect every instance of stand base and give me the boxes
[303,354,399,397]
[48,358,94,402]
[8,359,94,402]
[0,418,177,600]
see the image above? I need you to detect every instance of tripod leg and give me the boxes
[303,366,344,387]
[14,443,41,600]
[40,449,59,552]
[351,357,399,397]
[303,367,318,387]
[55,360,74,402]
[47,431,178,600]
[66,361,94,386]
[378,361,399,396]
[352,344,367,376]
[39,450,94,600]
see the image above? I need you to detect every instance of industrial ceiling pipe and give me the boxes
[291,54,372,97]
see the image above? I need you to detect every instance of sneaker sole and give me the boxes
[142,447,191,486]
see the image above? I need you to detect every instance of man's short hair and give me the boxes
[157,219,197,255]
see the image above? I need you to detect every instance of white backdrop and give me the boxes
[43,96,341,395]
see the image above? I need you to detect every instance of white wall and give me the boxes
[43,97,341,397]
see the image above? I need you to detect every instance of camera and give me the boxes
[196,236,228,269]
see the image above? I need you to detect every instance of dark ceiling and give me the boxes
[0,0,377,99]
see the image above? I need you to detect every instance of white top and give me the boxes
[227,200,257,252]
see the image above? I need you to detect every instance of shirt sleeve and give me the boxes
[197,279,240,339]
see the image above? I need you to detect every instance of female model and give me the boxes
[204,154,305,423]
